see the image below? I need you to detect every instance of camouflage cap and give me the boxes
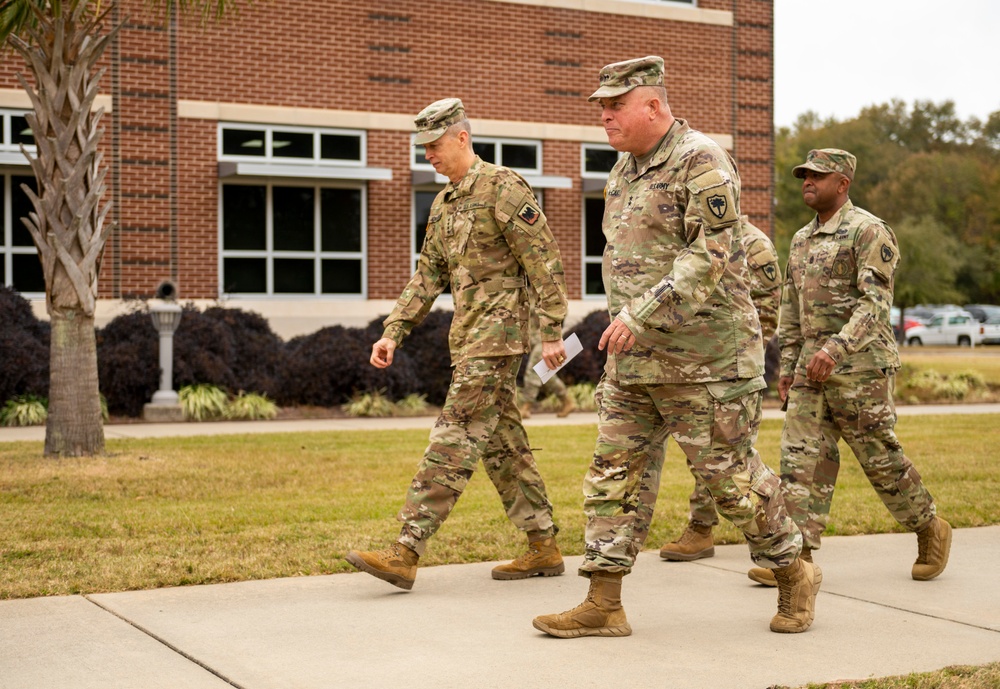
[588,56,665,102]
[413,98,466,145]
[793,148,857,180]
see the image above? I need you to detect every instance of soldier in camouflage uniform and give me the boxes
[659,217,783,561]
[345,98,570,590]
[747,149,952,587]
[533,57,819,639]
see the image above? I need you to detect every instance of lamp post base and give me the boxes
[143,403,184,423]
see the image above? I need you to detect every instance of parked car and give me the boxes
[979,315,1000,345]
[890,307,923,341]
[906,310,981,346]
[964,304,1000,323]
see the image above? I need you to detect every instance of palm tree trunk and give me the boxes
[8,4,118,456]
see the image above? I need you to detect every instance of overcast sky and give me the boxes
[773,0,1000,128]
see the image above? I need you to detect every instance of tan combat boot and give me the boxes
[519,401,532,419]
[532,571,632,638]
[492,536,565,580]
[912,516,952,581]
[659,522,715,561]
[345,542,419,590]
[770,557,822,633]
[748,546,811,587]
[556,395,577,418]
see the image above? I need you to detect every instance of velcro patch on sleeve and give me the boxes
[517,202,540,225]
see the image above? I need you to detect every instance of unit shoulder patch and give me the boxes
[517,202,540,226]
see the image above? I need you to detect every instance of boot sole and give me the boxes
[492,563,566,580]
[532,618,632,638]
[344,552,415,591]
[912,520,953,581]
[770,565,822,633]
[748,569,777,587]
[659,546,715,561]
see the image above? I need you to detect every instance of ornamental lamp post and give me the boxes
[143,281,184,422]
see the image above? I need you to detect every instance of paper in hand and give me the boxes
[532,332,582,385]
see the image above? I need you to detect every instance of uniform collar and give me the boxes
[444,156,484,200]
[809,198,854,236]
[622,118,689,181]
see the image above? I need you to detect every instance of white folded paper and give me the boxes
[532,332,583,384]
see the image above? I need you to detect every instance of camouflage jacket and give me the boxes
[382,157,567,362]
[602,119,765,384]
[779,199,901,378]
[740,217,782,343]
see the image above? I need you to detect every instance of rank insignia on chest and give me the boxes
[517,202,540,225]
[707,194,728,219]
[763,264,777,281]
[880,244,894,262]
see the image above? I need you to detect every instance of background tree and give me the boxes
[0,0,246,456]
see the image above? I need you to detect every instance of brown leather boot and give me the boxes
[533,571,632,638]
[345,542,419,590]
[492,537,565,580]
[556,395,577,418]
[659,522,715,561]
[519,402,532,419]
[748,546,812,587]
[770,557,822,633]
[912,516,952,581]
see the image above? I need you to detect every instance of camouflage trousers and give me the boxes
[521,339,567,403]
[580,375,802,575]
[397,355,557,556]
[781,368,936,550]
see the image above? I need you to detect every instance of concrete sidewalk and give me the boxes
[2,527,998,689]
[1,402,999,443]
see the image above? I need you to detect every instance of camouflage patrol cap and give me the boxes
[588,56,665,102]
[413,98,467,145]
[793,148,857,180]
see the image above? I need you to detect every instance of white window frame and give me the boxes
[218,123,367,167]
[411,135,542,176]
[2,172,44,296]
[218,179,367,299]
[580,143,622,299]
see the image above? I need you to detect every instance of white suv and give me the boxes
[905,310,981,346]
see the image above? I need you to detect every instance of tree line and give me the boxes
[773,99,1000,307]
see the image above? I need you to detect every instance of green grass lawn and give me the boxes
[1,413,996,599]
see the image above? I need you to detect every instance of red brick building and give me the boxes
[0,0,773,337]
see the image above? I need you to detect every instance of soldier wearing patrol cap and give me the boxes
[533,56,818,639]
[346,98,570,590]
[746,148,952,587]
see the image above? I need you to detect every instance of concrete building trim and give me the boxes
[482,0,732,26]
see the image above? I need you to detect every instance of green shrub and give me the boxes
[953,369,986,388]
[0,394,48,427]
[341,389,394,417]
[394,393,429,416]
[568,382,598,412]
[180,384,229,421]
[225,392,278,420]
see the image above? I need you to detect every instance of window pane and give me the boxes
[472,142,495,163]
[273,186,314,251]
[585,262,605,296]
[414,191,437,250]
[501,143,537,170]
[272,131,314,159]
[12,176,37,246]
[11,115,34,146]
[223,185,266,250]
[222,128,266,156]
[585,147,618,173]
[322,259,361,294]
[223,258,266,293]
[321,134,362,161]
[414,146,429,165]
[321,188,361,252]
[12,252,44,292]
[584,196,607,256]
[274,258,314,293]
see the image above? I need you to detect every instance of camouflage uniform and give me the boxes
[581,115,801,576]
[682,217,783,528]
[382,105,568,556]
[779,150,937,550]
[520,302,568,405]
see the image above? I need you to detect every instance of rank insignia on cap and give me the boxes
[708,194,728,219]
[517,202,540,226]
[880,244,894,262]
[763,264,777,281]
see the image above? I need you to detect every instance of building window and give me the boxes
[220,124,365,165]
[412,136,542,175]
[1,174,44,295]
[581,144,622,297]
[220,182,365,296]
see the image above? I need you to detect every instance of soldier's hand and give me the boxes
[777,375,793,402]
[806,351,836,382]
[541,339,567,370]
[371,338,396,369]
[599,318,635,354]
